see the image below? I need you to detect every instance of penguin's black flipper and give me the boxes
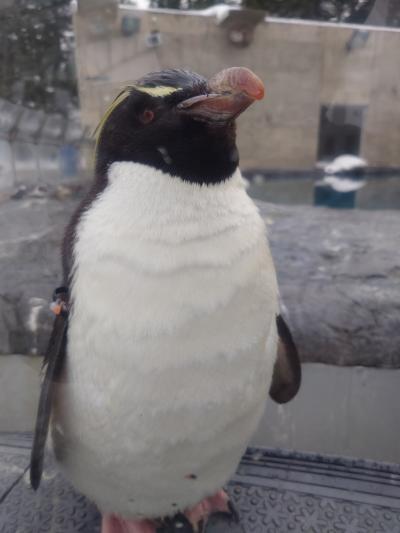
[30,311,68,490]
[269,314,301,404]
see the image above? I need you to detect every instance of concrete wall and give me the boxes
[74,4,400,171]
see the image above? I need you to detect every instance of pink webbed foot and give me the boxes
[185,489,230,529]
[101,489,241,533]
[101,514,157,533]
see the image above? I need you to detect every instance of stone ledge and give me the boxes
[1,195,399,367]
[260,203,400,368]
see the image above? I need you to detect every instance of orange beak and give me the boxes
[177,67,265,124]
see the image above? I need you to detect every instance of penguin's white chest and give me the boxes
[55,162,279,518]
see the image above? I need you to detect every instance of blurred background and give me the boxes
[0,0,399,530]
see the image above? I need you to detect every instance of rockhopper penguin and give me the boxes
[31,67,301,533]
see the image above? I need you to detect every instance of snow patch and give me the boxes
[325,155,367,174]
[318,176,366,192]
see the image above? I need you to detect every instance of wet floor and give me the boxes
[1,432,400,533]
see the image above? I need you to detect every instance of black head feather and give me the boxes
[136,69,207,92]
[94,69,239,185]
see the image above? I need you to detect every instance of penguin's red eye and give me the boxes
[140,110,154,124]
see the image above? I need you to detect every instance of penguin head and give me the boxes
[95,67,264,185]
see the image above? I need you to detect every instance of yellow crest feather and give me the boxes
[93,87,132,149]
[131,85,181,97]
[93,84,182,156]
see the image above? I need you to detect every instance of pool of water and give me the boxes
[246,174,400,210]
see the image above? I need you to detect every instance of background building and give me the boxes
[74,3,400,172]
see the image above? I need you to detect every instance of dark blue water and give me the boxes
[246,174,400,210]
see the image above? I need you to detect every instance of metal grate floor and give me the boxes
[1,433,399,532]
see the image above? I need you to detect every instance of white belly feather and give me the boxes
[53,162,279,518]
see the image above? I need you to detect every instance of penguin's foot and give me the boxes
[101,514,156,533]
[157,490,240,533]
[185,489,230,529]
[101,490,241,533]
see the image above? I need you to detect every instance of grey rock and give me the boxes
[0,197,76,355]
[259,202,400,368]
[0,196,399,367]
